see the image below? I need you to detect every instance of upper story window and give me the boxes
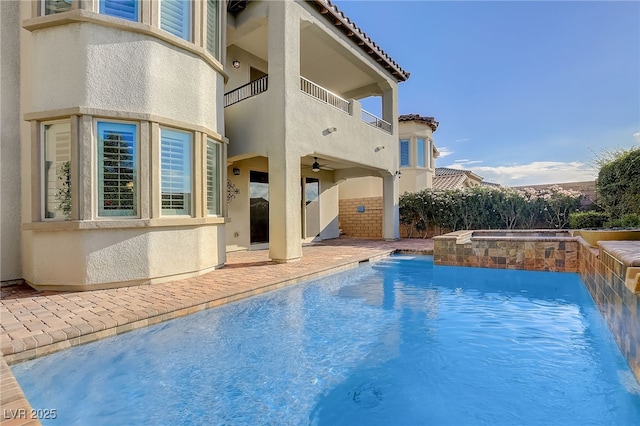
[42,0,72,15]
[100,0,139,22]
[43,120,72,220]
[400,139,410,167]
[206,138,221,215]
[417,138,425,167]
[97,121,138,217]
[161,127,192,216]
[161,0,191,41]
[206,0,219,58]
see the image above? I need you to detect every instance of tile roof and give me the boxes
[435,167,466,176]
[310,0,410,82]
[399,114,439,131]
[432,174,469,191]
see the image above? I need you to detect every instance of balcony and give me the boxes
[224,75,391,134]
[224,75,269,107]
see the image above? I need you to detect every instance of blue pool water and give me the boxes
[12,255,640,425]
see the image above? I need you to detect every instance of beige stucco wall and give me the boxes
[225,0,400,259]
[225,157,340,252]
[17,5,227,289]
[0,0,22,282]
[23,225,225,290]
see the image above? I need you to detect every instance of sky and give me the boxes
[336,0,640,186]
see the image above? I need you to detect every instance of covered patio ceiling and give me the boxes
[228,20,387,99]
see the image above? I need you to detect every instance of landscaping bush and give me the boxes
[605,213,640,228]
[569,211,609,229]
[597,148,640,218]
[399,185,583,236]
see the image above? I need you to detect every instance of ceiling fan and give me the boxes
[309,157,333,172]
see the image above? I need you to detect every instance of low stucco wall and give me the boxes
[22,224,226,290]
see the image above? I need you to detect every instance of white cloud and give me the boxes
[440,161,598,186]
[634,132,640,143]
[437,147,454,158]
[455,138,470,143]
[454,159,483,166]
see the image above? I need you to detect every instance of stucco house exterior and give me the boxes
[0,0,407,289]
[1,0,227,290]
[223,0,408,261]
[339,113,438,238]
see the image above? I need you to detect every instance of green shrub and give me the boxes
[605,213,640,228]
[597,148,640,218]
[569,211,609,229]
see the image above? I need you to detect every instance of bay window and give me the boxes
[97,121,138,217]
[417,138,425,167]
[100,0,139,22]
[206,0,219,58]
[206,138,221,215]
[161,127,192,216]
[400,139,410,167]
[43,120,72,220]
[42,0,72,16]
[161,0,191,41]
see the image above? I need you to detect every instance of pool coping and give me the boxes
[0,238,433,426]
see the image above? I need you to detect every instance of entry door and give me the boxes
[250,171,269,244]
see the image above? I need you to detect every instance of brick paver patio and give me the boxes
[0,238,433,425]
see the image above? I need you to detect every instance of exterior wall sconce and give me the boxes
[312,157,321,173]
[327,127,337,133]
[232,60,240,69]
[375,145,385,152]
[395,170,402,178]
[232,167,240,175]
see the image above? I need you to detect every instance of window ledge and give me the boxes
[23,217,228,231]
[22,10,227,82]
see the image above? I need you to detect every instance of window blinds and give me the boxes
[161,128,192,215]
[161,0,191,40]
[97,122,137,216]
[100,0,139,21]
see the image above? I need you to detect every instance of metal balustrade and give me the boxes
[224,75,269,107]
[300,77,350,114]
[361,109,392,134]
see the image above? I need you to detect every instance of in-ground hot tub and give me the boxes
[433,229,579,272]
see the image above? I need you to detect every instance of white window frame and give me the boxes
[95,119,140,219]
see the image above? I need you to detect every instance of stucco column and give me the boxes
[381,83,399,136]
[382,173,400,240]
[268,153,302,261]
[267,0,302,262]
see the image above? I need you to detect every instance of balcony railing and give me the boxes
[300,77,350,114]
[224,75,269,107]
[361,109,392,134]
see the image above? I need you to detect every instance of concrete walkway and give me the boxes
[1,238,433,426]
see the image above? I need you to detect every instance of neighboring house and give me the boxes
[397,114,440,194]
[433,167,486,190]
[223,0,408,260]
[1,0,227,290]
[339,113,439,238]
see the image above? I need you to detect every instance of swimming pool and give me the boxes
[11,255,640,425]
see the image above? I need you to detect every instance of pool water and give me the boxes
[12,255,640,425]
